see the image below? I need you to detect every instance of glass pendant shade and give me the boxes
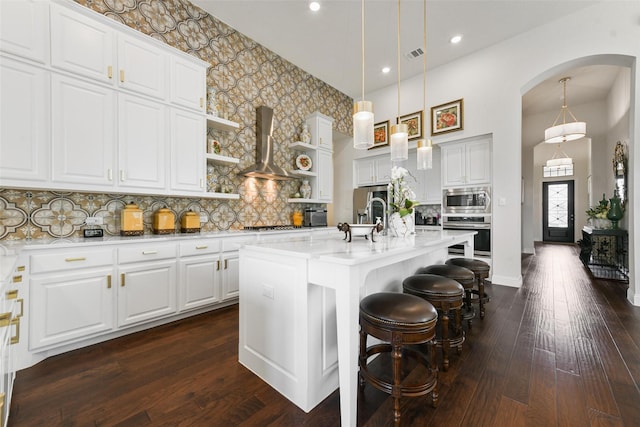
[544,121,586,143]
[353,100,374,149]
[390,123,408,161]
[417,139,433,170]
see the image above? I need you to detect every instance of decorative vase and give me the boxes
[300,179,312,199]
[300,123,311,144]
[389,212,415,238]
[607,194,623,229]
[206,86,217,116]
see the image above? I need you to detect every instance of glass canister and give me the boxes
[153,206,175,234]
[292,210,303,227]
[120,202,144,236]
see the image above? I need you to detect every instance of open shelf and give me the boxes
[287,198,327,204]
[205,192,240,200]
[289,170,317,177]
[289,141,316,151]
[206,115,240,132]
[206,153,240,166]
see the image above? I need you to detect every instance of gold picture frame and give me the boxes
[370,120,389,149]
[431,98,464,135]
[398,110,423,140]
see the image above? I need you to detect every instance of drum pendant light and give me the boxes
[390,0,408,161]
[416,0,432,170]
[353,0,374,149]
[544,77,586,143]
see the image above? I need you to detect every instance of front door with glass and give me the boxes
[543,180,575,243]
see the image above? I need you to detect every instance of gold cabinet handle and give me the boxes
[108,168,113,181]
[121,273,125,287]
[224,259,228,269]
[5,290,17,300]
[16,299,23,318]
[142,250,158,255]
[0,312,10,328]
[200,97,204,108]
[10,317,20,345]
[12,275,22,283]
[65,257,86,262]
[196,245,208,250]
[107,275,112,289]
[108,65,113,79]
[120,170,126,181]
[16,265,25,272]
[120,69,125,82]
[216,260,221,271]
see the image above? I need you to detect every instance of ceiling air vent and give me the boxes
[404,47,424,61]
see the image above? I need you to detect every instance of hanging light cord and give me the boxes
[422,0,426,135]
[361,0,365,101]
[396,0,401,121]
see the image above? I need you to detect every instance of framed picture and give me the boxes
[431,98,464,135]
[398,111,423,140]
[370,120,389,149]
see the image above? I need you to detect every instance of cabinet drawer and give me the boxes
[221,237,253,252]
[31,248,114,274]
[118,244,176,264]
[179,240,220,257]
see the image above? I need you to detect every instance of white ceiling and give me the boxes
[192,0,621,122]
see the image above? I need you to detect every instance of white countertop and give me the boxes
[242,229,476,266]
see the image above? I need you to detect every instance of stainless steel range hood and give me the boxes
[239,106,291,180]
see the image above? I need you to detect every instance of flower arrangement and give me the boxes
[388,166,418,217]
[586,195,609,219]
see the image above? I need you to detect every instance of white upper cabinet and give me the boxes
[0,58,50,184]
[118,94,167,190]
[316,149,333,201]
[51,74,115,188]
[441,137,491,187]
[307,112,333,151]
[50,2,114,83]
[405,147,442,204]
[0,0,49,63]
[117,34,167,100]
[171,56,206,111]
[354,155,391,187]
[170,108,205,193]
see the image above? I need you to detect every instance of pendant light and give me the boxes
[544,77,586,143]
[390,0,408,161]
[416,0,432,170]
[353,0,374,149]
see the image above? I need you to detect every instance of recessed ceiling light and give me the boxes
[382,67,391,74]
[309,2,320,12]
[450,35,462,44]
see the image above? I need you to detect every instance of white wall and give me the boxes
[330,131,356,226]
[333,1,640,302]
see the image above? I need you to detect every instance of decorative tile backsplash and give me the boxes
[0,0,353,240]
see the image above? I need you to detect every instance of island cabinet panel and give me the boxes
[239,249,339,413]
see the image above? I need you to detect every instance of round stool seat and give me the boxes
[403,274,465,371]
[359,292,439,420]
[403,274,464,298]
[416,265,475,289]
[446,257,490,274]
[360,292,437,328]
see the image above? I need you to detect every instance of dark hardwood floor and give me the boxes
[10,243,640,426]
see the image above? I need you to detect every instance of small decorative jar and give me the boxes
[120,202,144,236]
[300,122,311,144]
[153,206,175,234]
[180,210,200,233]
[292,210,303,227]
[300,179,311,199]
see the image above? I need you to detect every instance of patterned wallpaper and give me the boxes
[0,0,353,240]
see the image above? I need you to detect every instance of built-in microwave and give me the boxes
[443,186,491,214]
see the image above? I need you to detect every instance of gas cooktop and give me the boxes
[243,225,303,232]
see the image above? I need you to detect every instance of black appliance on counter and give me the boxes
[303,208,327,227]
[443,215,491,257]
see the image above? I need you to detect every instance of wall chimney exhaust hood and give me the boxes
[239,106,292,180]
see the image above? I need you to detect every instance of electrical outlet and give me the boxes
[199,213,208,223]
[85,216,103,226]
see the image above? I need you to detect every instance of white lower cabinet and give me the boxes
[30,267,115,350]
[221,252,239,300]
[178,239,222,311]
[117,244,177,327]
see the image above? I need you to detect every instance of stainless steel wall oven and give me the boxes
[443,215,491,257]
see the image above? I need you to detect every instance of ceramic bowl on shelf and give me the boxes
[296,154,312,171]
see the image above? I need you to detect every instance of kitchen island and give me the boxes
[238,229,475,426]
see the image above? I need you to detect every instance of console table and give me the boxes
[579,226,629,282]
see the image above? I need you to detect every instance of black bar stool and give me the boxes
[446,258,491,318]
[359,292,439,421]
[403,274,465,371]
[416,264,476,328]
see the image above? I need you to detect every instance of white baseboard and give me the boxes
[522,247,535,255]
[630,291,640,307]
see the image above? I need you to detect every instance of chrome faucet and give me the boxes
[366,197,387,235]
